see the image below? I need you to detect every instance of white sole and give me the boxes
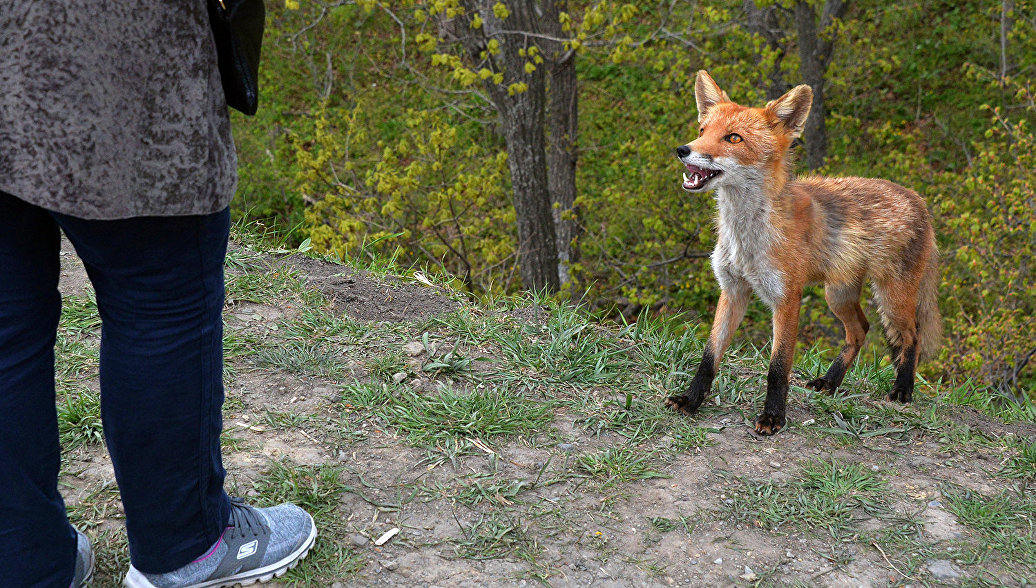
[124,513,317,588]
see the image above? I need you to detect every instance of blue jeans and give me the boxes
[0,191,231,585]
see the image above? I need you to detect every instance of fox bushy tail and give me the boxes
[916,247,943,362]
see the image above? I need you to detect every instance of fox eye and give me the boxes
[698,126,705,136]
[725,133,743,144]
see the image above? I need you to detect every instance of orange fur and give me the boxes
[667,71,942,435]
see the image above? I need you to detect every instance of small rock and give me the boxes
[769,460,781,468]
[740,566,759,581]
[871,465,880,471]
[380,560,398,571]
[557,443,576,452]
[926,559,962,580]
[391,371,408,384]
[714,558,723,565]
[403,341,425,356]
[349,533,369,547]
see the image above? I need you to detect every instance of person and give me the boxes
[0,2,316,586]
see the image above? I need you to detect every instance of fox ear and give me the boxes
[695,70,730,123]
[766,84,813,139]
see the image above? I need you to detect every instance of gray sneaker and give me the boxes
[71,528,95,587]
[123,498,316,588]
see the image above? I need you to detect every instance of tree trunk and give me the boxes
[794,0,846,170]
[543,0,579,287]
[458,0,560,292]
[742,0,789,101]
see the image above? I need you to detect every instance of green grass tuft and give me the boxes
[577,445,669,486]
[57,388,104,449]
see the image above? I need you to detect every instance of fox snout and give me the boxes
[675,145,691,158]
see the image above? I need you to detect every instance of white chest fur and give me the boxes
[710,184,785,307]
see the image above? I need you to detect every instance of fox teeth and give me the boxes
[683,172,690,184]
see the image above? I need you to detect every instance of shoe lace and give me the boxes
[226,497,265,541]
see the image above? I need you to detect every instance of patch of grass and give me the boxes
[61,294,102,333]
[494,299,630,386]
[941,483,1036,571]
[281,306,362,340]
[57,388,104,448]
[998,438,1036,479]
[627,313,705,387]
[724,458,888,539]
[577,446,669,486]
[252,460,347,517]
[670,423,715,452]
[943,379,1036,423]
[66,482,123,530]
[647,515,694,535]
[365,350,407,382]
[262,410,316,429]
[55,325,100,383]
[424,474,532,507]
[278,538,365,584]
[575,392,714,451]
[428,309,501,346]
[453,512,540,562]
[340,381,396,409]
[422,340,474,377]
[252,339,347,379]
[225,269,300,305]
[372,385,553,448]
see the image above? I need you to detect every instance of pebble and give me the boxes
[349,533,369,546]
[557,443,576,452]
[769,460,781,468]
[380,559,399,571]
[391,372,408,384]
[403,341,425,356]
[714,558,723,565]
[926,559,962,580]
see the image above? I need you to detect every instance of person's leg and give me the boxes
[55,208,232,574]
[0,191,75,586]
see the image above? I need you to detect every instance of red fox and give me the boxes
[666,70,942,435]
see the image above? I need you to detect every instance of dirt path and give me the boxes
[56,238,1035,587]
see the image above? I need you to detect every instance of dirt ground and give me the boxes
[56,238,1035,587]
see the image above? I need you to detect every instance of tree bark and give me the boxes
[457,0,560,292]
[742,0,789,101]
[794,0,847,170]
[543,0,580,287]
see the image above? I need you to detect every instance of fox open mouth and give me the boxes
[682,164,722,191]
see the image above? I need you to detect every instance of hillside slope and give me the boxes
[56,236,1035,587]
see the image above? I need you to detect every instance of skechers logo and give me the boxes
[237,540,259,560]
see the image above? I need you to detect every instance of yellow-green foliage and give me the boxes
[298,103,515,292]
[935,96,1035,394]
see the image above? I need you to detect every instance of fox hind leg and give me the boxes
[873,279,920,403]
[806,282,869,394]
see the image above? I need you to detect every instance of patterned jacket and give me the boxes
[0,0,237,219]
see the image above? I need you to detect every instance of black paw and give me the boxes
[753,412,786,436]
[806,376,838,393]
[888,386,913,404]
[666,393,703,416]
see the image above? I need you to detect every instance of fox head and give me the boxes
[676,70,813,193]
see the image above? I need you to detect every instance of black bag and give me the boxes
[207,0,265,116]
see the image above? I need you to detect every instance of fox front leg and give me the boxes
[667,285,749,415]
[754,293,803,435]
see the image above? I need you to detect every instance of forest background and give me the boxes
[227,0,1035,401]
